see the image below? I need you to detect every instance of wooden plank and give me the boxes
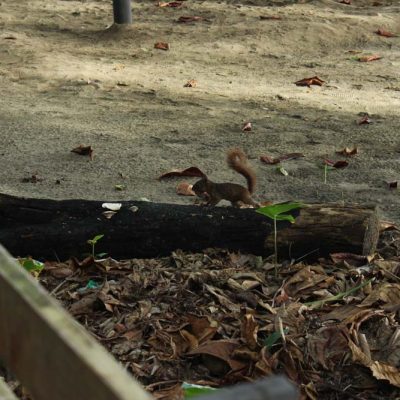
[0,245,152,400]
[0,378,18,400]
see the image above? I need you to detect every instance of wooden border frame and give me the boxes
[0,245,152,400]
[0,377,18,400]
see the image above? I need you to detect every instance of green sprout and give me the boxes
[87,234,106,259]
[256,202,303,274]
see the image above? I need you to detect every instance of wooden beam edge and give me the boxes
[0,378,18,400]
[0,245,152,400]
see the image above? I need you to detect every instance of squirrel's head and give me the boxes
[192,177,209,196]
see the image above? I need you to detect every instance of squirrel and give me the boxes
[192,148,259,207]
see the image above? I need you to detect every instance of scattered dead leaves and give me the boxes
[260,153,304,165]
[176,182,195,196]
[387,181,398,190]
[336,147,358,156]
[358,114,371,125]
[358,54,382,62]
[242,122,252,132]
[184,79,197,87]
[177,16,203,23]
[158,1,184,7]
[37,239,400,399]
[375,28,397,37]
[154,42,170,51]
[21,173,43,183]
[158,166,205,180]
[295,76,325,87]
[324,159,349,168]
[259,15,282,20]
[71,144,94,160]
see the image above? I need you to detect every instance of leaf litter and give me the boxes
[35,231,400,400]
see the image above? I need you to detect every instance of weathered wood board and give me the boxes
[0,245,152,400]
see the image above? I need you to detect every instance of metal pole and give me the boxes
[113,0,132,24]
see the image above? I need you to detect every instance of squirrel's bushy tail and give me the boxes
[227,148,256,194]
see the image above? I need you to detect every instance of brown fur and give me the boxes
[192,148,258,207]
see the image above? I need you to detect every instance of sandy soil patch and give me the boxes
[0,0,399,220]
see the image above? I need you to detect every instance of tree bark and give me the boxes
[0,194,379,261]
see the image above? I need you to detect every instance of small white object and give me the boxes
[102,203,122,211]
[102,211,117,219]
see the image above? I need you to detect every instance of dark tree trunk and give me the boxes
[0,194,379,261]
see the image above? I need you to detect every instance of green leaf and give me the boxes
[256,202,303,221]
[18,258,44,275]
[264,328,289,350]
[182,383,217,398]
[114,184,126,191]
[87,234,104,245]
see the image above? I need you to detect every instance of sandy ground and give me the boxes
[0,0,399,221]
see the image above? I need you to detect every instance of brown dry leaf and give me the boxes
[154,42,170,50]
[324,159,349,168]
[358,114,371,124]
[358,54,382,62]
[375,28,397,37]
[159,166,205,180]
[176,182,195,196]
[370,363,400,388]
[330,252,370,267]
[361,283,400,307]
[259,15,282,20]
[242,121,252,132]
[184,79,197,87]
[387,181,398,190]
[177,16,203,23]
[348,339,400,388]
[68,292,98,315]
[21,173,43,183]
[260,155,279,165]
[187,315,218,343]
[180,329,199,351]
[283,266,333,298]
[188,340,246,372]
[307,326,349,370]
[295,76,325,87]
[254,346,276,376]
[71,144,94,160]
[241,314,259,350]
[44,262,74,278]
[279,152,304,161]
[158,1,183,7]
[336,147,358,156]
[204,284,240,313]
[379,220,399,232]
[339,0,351,4]
[261,152,305,164]
[70,256,95,269]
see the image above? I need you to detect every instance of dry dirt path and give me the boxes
[0,0,399,221]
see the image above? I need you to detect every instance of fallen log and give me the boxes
[0,194,379,260]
